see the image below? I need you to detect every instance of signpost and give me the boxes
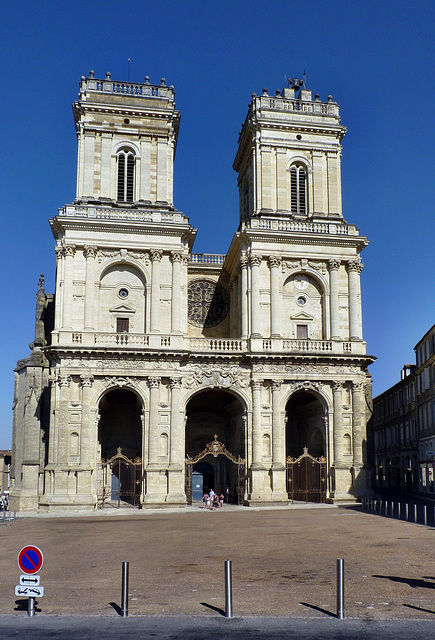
[16,546,44,617]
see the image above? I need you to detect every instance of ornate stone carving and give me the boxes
[328,258,340,271]
[147,376,161,388]
[84,245,98,259]
[239,255,249,269]
[282,260,300,271]
[268,256,281,269]
[169,377,182,389]
[271,380,282,390]
[249,253,262,267]
[187,279,229,328]
[126,250,150,262]
[64,244,76,258]
[285,363,329,374]
[102,376,139,390]
[288,380,322,394]
[183,364,250,390]
[79,374,94,388]
[170,251,183,263]
[346,260,363,274]
[351,381,365,391]
[332,381,343,392]
[150,249,163,262]
[59,374,72,388]
[97,249,119,262]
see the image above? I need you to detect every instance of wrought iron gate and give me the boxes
[286,447,327,503]
[97,448,142,508]
[185,435,246,505]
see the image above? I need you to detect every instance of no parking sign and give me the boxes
[17,546,44,575]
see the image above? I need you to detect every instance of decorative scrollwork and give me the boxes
[185,434,245,466]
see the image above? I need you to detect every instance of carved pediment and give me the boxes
[290,311,314,321]
[109,304,136,314]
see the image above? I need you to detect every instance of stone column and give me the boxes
[332,382,343,466]
[268,256,281,337]
[54,246,64,329]
[167,377,185,503]
[250,253,262,337]
[251,380,262,468]
[328,258,340,340]
[150,250,163,332]
[170,252,182,334]
[240,255,248,338]
[78,374,95,504]
[347,260,363,340]
[271,381,284,466]
[62,244,76,329]
[147,377,161,466]
[84,246,97,330]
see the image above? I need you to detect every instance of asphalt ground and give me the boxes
[1,503,435,623]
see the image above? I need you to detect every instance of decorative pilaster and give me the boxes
[251,380,262,468]
[147,376,161,466]
[170,252,182,334]
[249,253,262,337]
[268,256,281,337]
[328,258,340,340]
[332,382,343,467]
[166,377,185,504]
[150,250,163,332]
[271,380,283,467]
[351,381,365,466]
[79,374,94,467]
[84,246,97,330]
[62,244,76,329]
[346,260,363,340]
[239,255,248,338]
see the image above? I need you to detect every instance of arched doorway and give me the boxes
[185,389,246,503]
[285,390,327,502]
[98,389,143,507]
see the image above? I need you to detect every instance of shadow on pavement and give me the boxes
[403,603,435,615]
[299,602,336,617]
[200,602,225,616]
[109,601,122,616]
[373,575,435,589]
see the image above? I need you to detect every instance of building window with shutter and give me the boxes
[296,324,308,340]
[290,163,307,215]
[117,148,135,202]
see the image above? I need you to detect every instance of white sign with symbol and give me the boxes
[19,574,40,586]
[15,585,44,597]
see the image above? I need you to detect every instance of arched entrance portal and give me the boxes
[98,389,143,507]
[285,391,327,502]
[185,389,246,504]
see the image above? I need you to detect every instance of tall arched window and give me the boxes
[117,148,135,202]
[290,163,307,215]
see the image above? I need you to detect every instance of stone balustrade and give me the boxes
[53,331,364,355]
[58,205,186,224]
[247,217,358,236]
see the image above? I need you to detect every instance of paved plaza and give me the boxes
[1,504,435,624]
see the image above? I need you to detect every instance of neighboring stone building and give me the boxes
[0,450,11,496]
[371,324,435,497]
[10,73,374,511]
[372,365,418,492]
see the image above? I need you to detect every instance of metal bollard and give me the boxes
[414,504,418,523]
[121,561,129,617]
[27,596,35,617]
[337,558,345,620]
[405,503,409,521]
[224,559,233,618]
[424,505,427,526]
[397,502,401,520]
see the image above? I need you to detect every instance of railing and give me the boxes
[282,340,333,352]
[247,218,357,236]
[94,333,149,346]
[190,253,226,265]
[56,331,360,355]
[59,205,186,224]
[253,95,340,117]
[190,338,245,352]
[82,77,174,100]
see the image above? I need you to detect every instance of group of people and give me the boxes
[202,488,224,510]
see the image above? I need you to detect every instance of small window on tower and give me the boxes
[117,148,135,202]
[116,318,129,333]
[290,163,307,215]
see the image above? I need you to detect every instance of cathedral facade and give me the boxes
[10,73,374,511]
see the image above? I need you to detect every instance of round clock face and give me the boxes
[188,280,229,328]
[294,274,309,290]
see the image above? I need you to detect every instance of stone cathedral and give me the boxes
[10,73,374,511]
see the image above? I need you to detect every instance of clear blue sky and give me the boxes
[0,0,434,448]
